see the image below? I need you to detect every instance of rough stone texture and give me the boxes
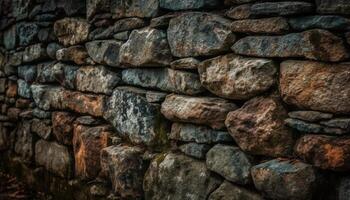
[161,94,237,129]
[321,118,350,130]
[85,40,123,67]
[31,118,52,140]
[285,118,348,135]
[14,121,33,163]
[280,60,350,114]
[170,122,233,143]
[159,0,219,10]
[288,111,333,122]
[295,135,350,171]
[23,43,48,63]
[144,153,221,200]
[103,87,168,147]
[289,15,350,31]
[226,4,253,20]
[199,54,276,100]
[122,68,204,95]
[232,29,349,62]
[119,27,172,67]
[17,65,37,83]
[111,0,159,19]
[31,84,65,111]
[250,2,314,16]
[76,65,121,95]
[225,96,294,157]
[231,17,289,34]
[316,0,350,14]
[73,124,112,179]
[168,12,235,57]
[17,79,32,98]
[100,145,144,198]
[251,159,317,200]
[56,45,90,65]
[52,112,76,145]
[206,144,252,184]
[178,143,210,159]
[35,140,72,178]
[209,181,263,200]
[54,18,90,46]
[170,57,200,70]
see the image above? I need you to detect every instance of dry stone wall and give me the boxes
[0,0,350,199]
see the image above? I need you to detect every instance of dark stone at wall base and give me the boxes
[159,0,219,10]
[209,181,263,200]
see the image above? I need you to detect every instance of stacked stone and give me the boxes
[0,0,350,199]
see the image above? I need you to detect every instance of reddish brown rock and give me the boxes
[54,18,90,46]
[226,4,253,20]
[280,60,350,114]
[61,90,107,117]
[6,80,17,98]
[161,94,237,129]
[73,124,112,179]
[52,112,76,145]
[295,135,350,171]
[225,96,294,157]
[56,45,90,65]
[231,17,289,34]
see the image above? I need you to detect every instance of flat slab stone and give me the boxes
[159,0,219,10]
[289,15,350,31]
[161,94,237,129]
[250,1,314,16]
[122,68,204,95]
[316,0,350,14]
[231,17,290,34]
[232,29,349,62]
[209,181,263,200]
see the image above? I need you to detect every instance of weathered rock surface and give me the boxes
[23,43,48,63]
[17,65,37,83]
[160,0,219,10]
[17,22,39,46]
[17,79,32,98]
[103,87,168,146]
[52,112,76,145]
[56,45,90,65]
[316,0,350,14]
[232,29,349,62]
[288,111,333,122]
[225,96,294,157]
[168,12,235,57]
[206,144,252,184]
[111,0,159,19]
[149,13,178,28]
[35,140,72,178]
[54,18,90,46]
[170,122,233,143]
[250,2,314,16]
[178,143,210,159]
[209,181,263,200]
[46,43,63,59]
[321,118,350,130]
[85,40,123,67]
[295,135,350,171]
[144,153,221,200]
[100,145,144,198]
[73,124,112,179]
[289,15,350,31]
[50,62,79,89]
[285,118,348,135]
[251,159,317,200]
[31,118,52,140]
[170,57,200,70]
[162,94,237,129]
[122,68,204,95]
[226,4,253,20]
[76,65,121,95]
[119,28,172,67]
[280,60,350,114]
[86,0,110,20]
[199,54,276,100]
[31,85,107,116]
[14,121,33,163]
[231,17,289,34]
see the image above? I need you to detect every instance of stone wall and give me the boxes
[0,0,350,199]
